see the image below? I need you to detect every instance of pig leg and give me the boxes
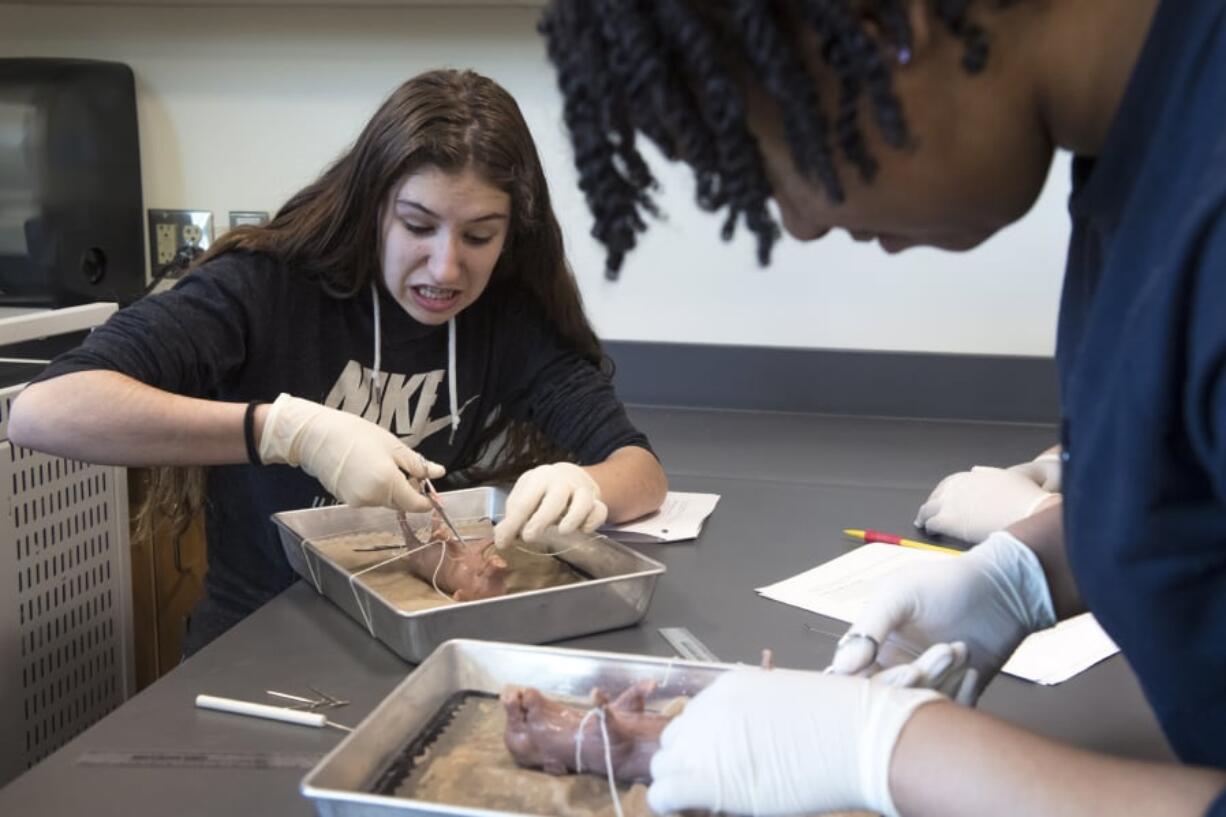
[398,512,509,601]
[501,682,671,784]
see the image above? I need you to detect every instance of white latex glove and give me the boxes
[647,667,943,817]
[1008,451,1063,492]
[258,393,443,513]
[829,531,1057,703]
[868,641,978,705]
[493,462,607,549]
[916,465,1052,542]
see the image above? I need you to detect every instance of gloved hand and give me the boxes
[1008,450,1063,492]
[494,462,607,549]
[868,641,978,705]
[916,465,1053,542]
[647,667,943,817]
[829,531,1056,702]
[258,393,443,513]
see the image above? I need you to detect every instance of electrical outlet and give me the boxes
[155,223,176,265]
[147,209,213,280]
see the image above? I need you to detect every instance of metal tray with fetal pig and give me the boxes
[299,639,731,817]
[272,487,666,663]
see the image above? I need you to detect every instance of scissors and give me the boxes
[421,477,467,542]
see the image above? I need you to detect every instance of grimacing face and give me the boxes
[744,22,1055,254]
[379,165,511,325]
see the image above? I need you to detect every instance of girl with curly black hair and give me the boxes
[542,2,1226,816]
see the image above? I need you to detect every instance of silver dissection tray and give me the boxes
[301,639,730,817]
[272,487,666,663]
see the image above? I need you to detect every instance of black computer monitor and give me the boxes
[0,58,145,306]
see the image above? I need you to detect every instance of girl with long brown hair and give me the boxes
[9,68,667,654]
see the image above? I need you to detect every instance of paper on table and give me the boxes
[1000,614,1118,685]
[756,543,1119,685]
[600,491,720,543]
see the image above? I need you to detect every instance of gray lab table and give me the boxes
[0,407,1172,815]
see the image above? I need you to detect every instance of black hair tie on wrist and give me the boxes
[244,401,268,466]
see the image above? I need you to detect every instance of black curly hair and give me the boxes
[540,0,1005,278]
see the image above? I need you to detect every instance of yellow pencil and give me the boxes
[843,528,964,556]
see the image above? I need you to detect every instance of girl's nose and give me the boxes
[427,233,462,283]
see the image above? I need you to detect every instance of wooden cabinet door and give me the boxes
[127,469,206,688]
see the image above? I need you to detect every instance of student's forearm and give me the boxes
[891,702,1226,817]
[1007,499,1084,619]
[583,445,668,523]
[9,370,250,466]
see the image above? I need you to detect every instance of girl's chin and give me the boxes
[402,303,459,325]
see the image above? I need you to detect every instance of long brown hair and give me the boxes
[137,69,606,542]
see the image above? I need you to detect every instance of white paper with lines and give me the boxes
[757,543,1119,685]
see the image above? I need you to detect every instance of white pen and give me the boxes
[195,694,352,732]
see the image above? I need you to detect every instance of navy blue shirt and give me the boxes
[1057,0,1226,801]
[35,252,651,652]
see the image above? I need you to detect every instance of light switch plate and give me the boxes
[228,210,270,229]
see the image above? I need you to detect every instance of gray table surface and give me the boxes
[0,406,1172,815]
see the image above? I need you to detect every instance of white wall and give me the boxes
[1,3,1068,356]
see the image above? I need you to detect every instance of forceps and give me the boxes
[422,477,467,542]
[349,478,469,553]
[265,685,350,711]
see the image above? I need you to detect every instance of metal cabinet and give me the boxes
[0,388,134,786]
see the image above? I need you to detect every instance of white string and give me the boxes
[573,706,625,817]
[298,539,323,593]
[370,282,384,404]
[510,529,603,558]
[428,537,450,599]
[348,549,410,636]
[574,708,596,773]
[465,533,582,560]
[660,660,675,689]
[347,537,451,635]
[446,315,459,444]
[513,542,584,558]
